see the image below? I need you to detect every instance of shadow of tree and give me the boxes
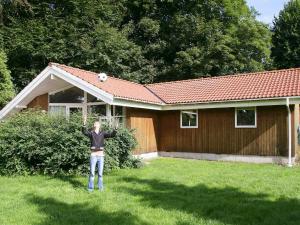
[120,177,300,225]
[51,175,86,189]
[27,195,149,225]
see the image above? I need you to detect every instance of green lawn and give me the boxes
[1,158,300,225]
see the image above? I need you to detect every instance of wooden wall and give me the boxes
[158,106,289,157]
[27,94,48,111]
[294,104,300,161]
[126,107,159,154]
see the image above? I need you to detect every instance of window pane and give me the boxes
[69,107,82,115]
[236,108,255,126]
[87,93,103,103]
[69,107,83,119]
[114,106,123,116]
[88,105,106,117]
[182,113,190,127]
[181,110,197,127]
[49,106,66,116]
[189,113,197,126]
[49,87,84,103]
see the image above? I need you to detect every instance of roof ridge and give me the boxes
[146,67,300,87]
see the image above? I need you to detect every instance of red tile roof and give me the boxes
[147,68,300,104]
[50,63,300,105]
[51,63,163,104]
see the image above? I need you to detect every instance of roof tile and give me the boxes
[51,63,163,104]
[146,68,300,104]
[51,63,300,105]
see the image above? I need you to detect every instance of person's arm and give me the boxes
[82,114,92,137]
[82,125,92,137]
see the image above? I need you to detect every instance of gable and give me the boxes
[0,66,114,119]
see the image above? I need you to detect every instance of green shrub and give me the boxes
[0,109,140,175]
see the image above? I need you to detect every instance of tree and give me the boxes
[2,0,154,90]
[121,0,272,82]
[0,49,15,108]
[271,0,300,69]
[2,0,272,90]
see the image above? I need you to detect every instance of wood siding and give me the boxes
[24,93,297,158]
[126,107,159,154]
[27,94,48,111]
[159,106,289,156]
[294,104,300,161]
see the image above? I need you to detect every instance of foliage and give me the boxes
[271,0,300,69]
[0,49,15,108]
[122,0,272,81]
[1,0,154,90]
[1,0,272,91]
[0,109,140,175]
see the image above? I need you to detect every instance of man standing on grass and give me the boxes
[82,115,117,192]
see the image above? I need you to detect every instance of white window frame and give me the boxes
[180,110,198,128]
[49,103,83,118]
[48,90,126,126]
[235,107,257,128]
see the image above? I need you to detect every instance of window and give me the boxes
[49,106,66,116]
[112,105,125,125]
[49,105,83,118]
[88,104,106,117]
[180,110,198,128]
[87,93,103,103]
[235,107,256,128]
[49,86,84,103]
[48,88,126,126]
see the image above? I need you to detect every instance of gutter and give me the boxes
[286,97,293,167]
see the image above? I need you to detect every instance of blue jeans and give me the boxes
[88,155,104,190]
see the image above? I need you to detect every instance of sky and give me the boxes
[246,0,289,24]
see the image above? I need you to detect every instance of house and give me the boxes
[1,63,300,166]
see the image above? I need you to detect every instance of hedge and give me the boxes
[0,109,141,175]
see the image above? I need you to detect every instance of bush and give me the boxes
[0,109,141,175]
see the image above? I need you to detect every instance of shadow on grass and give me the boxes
[53,175,86,189]
[120,177,300,225]
[27,195,149,225]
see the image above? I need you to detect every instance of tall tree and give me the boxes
[0,49,15,109]
[2,0,154,90]
[121,0,272,82]
[271,0,300,69]
[2,0,272,90]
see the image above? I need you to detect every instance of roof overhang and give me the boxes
[113,98,164,110]
[51,65,113,103]
[110,96,300,111]
[161,97,300,111]
[0,65,114,120]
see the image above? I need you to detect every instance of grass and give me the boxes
[0,158,300,225]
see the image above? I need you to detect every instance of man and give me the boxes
[82,115,117,191]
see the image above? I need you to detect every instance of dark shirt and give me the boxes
[82,125,117,150]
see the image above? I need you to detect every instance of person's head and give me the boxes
[93,121,101,130]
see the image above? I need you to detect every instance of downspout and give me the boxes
[286,97,293,167]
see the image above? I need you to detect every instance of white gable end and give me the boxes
[0,65,114,120]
